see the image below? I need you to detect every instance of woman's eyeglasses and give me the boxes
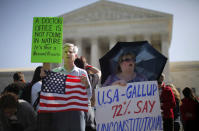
[121,58,135,63]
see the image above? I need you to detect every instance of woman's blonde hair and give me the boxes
[63,43,78,54]
[168,84,182,105]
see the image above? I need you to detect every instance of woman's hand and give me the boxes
[112,80,127,86]
[80,74,89,88]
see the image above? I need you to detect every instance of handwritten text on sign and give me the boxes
[31,17,63,63]
[95,81,163,131]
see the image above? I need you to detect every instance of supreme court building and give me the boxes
[51,0,173,82]
[0,0,176,93]
[1,1,199,96]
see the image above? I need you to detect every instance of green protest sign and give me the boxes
[31,17,63,63]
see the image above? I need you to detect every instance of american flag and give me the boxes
[38,71,89,113]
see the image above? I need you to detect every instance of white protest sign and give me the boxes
[95,81,163,131]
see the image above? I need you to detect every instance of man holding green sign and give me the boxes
[32,17,92,131]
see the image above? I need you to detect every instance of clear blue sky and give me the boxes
[0,0,199,69]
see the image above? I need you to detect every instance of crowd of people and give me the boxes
[0,43,198,131]
[158,74,199,131]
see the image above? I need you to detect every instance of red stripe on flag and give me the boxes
[40,102,88,107]
[40,95,88,101]
[65,91,87,95]
[38,108,88,113]
[66,78,81,83]
[66,85,86,90]
[67,75,80,78]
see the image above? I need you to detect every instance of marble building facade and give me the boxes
[51,0,173,83]
[1,0,175,91]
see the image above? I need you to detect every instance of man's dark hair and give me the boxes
[13,72,24,82]
[158,73,165,85]
[182,87,195,99]
[74,57,86,69]
[4,83,21,96]
[0,92,18,110]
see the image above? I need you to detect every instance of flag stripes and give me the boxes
[38,71,89,113]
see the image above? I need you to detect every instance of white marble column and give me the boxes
[126,35,133,42]
[91,38,99,68]
[161,36,170,83]
[144,34,151,44]
[109,37,117,50]
[74,38,82,57]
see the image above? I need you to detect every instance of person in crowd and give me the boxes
[102,52,147,87]
[13,72,26,83]
[41,43,92,131]
[2,72,27,99]
[180,87,199,131]
[3,83,24,99]
[22,66,42,104]
[75,56,101,131]
[30,66,42,111]
[75,56,101,106]
[158,74,176,131]
[167,84,181,131]
[0,92,37,131]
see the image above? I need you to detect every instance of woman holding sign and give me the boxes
[102,52,147,87]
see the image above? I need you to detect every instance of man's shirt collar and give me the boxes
[61,65,78,74]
